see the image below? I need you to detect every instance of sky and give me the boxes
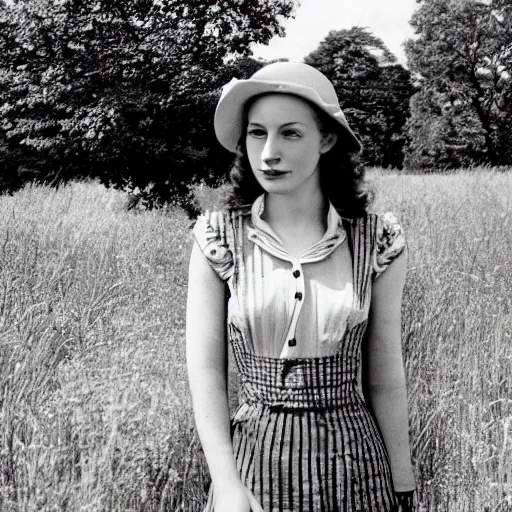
[251,0,419,65]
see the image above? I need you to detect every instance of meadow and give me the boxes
[0,169,511,511]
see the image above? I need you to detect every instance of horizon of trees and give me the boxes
[0,0,511,211]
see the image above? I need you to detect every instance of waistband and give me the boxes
[232,345,360,410]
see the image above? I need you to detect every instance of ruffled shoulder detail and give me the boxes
[372,212,406,278]
[192,210,234,281]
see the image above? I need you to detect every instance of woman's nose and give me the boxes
[261,135,281,164]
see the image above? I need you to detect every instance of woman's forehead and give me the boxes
[247,93,318,125]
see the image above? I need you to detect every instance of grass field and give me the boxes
[0,169,511,511]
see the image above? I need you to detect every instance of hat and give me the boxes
[214,61,362,154]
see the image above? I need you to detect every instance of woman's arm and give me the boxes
[186,241,264,512]
[186,240,240,488]
[364,249,416,493]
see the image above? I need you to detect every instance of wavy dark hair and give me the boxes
[224,94,373,218]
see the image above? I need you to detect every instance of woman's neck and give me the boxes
[262,187,328,231]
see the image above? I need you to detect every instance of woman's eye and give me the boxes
[247,129,266,138]
[283,130,300,138]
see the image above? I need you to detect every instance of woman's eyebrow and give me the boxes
[247,121,305,127]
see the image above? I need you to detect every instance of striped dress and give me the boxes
[193,194,408,512]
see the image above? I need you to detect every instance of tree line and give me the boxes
[0,0,511,211]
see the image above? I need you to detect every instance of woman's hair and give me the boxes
[224,94,373,218]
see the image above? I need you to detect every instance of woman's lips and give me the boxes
[260,169,290,178]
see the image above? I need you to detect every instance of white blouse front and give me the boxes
[218,194,368,359]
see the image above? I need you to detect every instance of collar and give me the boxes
[247,193,347,264]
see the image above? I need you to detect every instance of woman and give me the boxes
[186,62,416,512]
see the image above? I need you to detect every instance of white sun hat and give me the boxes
[214,61,362,154]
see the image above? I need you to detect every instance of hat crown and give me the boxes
[250,62,338,105]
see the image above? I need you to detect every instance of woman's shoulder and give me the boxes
[336,210,401,231]
[193,203,252,226]
[191,206,251,281]
[340,210,403,235]
[338,210,406,277]
[372,210,405,245]
[192,205,251,237]
[371,211,406,277]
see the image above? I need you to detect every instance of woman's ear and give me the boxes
[320,132,337,154]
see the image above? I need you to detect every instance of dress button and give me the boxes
[288,338,297,347]
[292,270,301,278]
[295,292,303,300]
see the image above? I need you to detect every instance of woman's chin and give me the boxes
[256,176,296,195]
[259,182,294,195]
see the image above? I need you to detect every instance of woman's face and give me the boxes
[245,94,336,198]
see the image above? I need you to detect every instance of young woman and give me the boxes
[186,62,416,512]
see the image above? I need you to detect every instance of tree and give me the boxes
[0,0,297,211]
[404,84,488,170]
[304,27,415,168]
[404,0,512,169]
[379,64,418,168]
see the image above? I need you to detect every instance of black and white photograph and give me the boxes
[0,0,511,511]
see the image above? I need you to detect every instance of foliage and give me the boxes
[304,27,415,168]
[0,0,296,212]
[404,85,488,171]
[404,0,512,170]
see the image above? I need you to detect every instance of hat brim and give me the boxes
[214,79,362,154]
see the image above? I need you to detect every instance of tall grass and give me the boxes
[0,183,204,511]
[0,170,511,511]
[371,169,512,511]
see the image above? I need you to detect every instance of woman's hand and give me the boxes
[396,490,416,512]
[214,481,265,512]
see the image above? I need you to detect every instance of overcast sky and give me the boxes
[251,0,419,65]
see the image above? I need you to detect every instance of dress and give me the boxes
[193,194,410,512]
